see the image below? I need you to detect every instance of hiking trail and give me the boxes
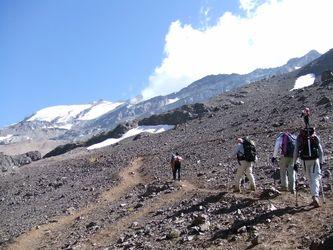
[6,157,144,250]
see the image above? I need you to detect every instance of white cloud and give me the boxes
[239,0,260,14]
[141,0,333,100]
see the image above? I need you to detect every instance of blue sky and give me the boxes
[0,0,238,127]
[1,0,332,128]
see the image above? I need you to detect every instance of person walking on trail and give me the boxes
[293,127,324,207]
[271,132,296,193]
[234,137,257,192]
[171,152,183,181]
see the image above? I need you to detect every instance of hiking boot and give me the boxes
[311,196,320,208]
[250,186,256,192]
[279,187,288,192]
[290,190,296,194]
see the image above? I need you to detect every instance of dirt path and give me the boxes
[80,180,198,249]
[6,157,144,250]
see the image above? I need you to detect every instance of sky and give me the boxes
[1,0,333,128]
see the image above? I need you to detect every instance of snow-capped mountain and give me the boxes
[26,100,124,130]
[0,100,124,152]
[0,49,323,152]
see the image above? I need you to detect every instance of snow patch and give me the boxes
[56,124,73,130]
[0,134,13,142]
[79,101,123,120]
[28,104,91,123]
[167,98,179,105]
[290,74,315,91]
[87,125,175,150]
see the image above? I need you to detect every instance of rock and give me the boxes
[260,187,281,199]
[268,204,277,211]
[86,221,99,230]
[251,234,260,246]
[317,96,331,106]
[237,226,247,234]
[167,228,181,239]
[191,214,209,226]
[321,116,330,122]
[24,151,42,161]
[321,70,333,85]
[134,203,144,209]
[199,221,211,232]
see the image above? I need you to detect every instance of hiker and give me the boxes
[234,137,256,192]
[293,127,324,207]
[271,132,296,193]
[170,152,183,181]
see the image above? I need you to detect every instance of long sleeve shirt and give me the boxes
[273,134,284,158]
[234,143,244,158]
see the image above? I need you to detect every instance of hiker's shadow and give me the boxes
[166,192,228,219]
[211,205,315,241]
[213,198,256,215]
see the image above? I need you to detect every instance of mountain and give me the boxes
[0,49,332,249]
[0,50,322,155]
[51,49,322,140]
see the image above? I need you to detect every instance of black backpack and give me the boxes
[242,137,256,162]
[298,128,320,160]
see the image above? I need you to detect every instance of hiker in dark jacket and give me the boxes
[171,152,183,181]
[271,132,296,193]
[293,127,324,207]
[234,138,256,192]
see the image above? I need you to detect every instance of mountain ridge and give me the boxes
[0,49,323,155]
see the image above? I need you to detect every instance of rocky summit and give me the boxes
[0,52,333,250]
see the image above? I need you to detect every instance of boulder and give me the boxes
[316,96,331,106]
[321,70,333,85]
[25,151,42,161]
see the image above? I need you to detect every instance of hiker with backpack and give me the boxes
[293,126,324,207]
[271,132,296,193]
[170,152,183,181]
[234,137,257,192]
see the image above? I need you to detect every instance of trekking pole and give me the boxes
[294,164,299,207]
[320,176,326,204]
[273,160,277,186]
[319,164,326,204]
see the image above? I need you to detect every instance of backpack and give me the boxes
[281,133,296,157]
[242,137,256,162]
[173,156,181,167]
[298,128,320,160]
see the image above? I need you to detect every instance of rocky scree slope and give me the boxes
[0,68,332,249]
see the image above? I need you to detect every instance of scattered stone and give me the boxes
[134,203,144,209]
[237,226,247,234]
[199,221,211,232]
[86,221,97,229]
[317,96,331,106]
[191,214,209,226]
[167,228,181,239]
[260,187,281,199]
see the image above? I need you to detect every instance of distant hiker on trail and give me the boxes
[293,126,324,207]
[271,132,296,193]
[234,137,257,192]
[171,152,183,181]
[301,107,311,127]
